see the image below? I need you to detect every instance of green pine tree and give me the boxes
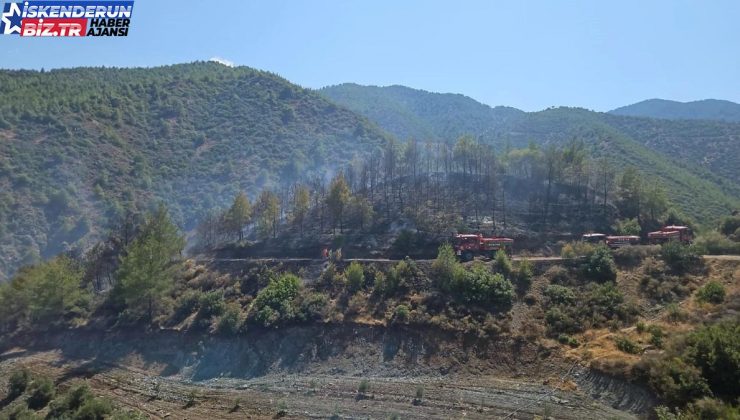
[116,204,184,321]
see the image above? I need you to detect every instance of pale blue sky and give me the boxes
[1,0,738,111]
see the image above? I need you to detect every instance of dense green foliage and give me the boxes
[431,244,514,307]
[0,255,89,331]
[638,320,740,411]
[545,281,636,335]
[46,383,114,420]
[3,373,134,420]
[458,264,514,306]
[0,62,388,281]
[26,376,55,409]
[113,205,185,321]
[660,242,701,273]
[615,336,640,354]
[250,273,302,327]
[430,243,460,292]
[682,321,740,398]
[345,261,365,293]
[695,281,726,304]
[8,369,31,400]
[582,245,618,282]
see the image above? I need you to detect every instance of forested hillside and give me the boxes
[320,83,524,142]
[0,62,389,281]
[609,98,740,122]
[320,84,739,223]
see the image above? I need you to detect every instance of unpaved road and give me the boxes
[1,350,637,420]
[196,256,566,263]
[199,254,740,264]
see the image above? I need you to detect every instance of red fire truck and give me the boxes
[453,234,514,261]
[648,225,693,244]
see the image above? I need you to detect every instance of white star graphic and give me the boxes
[1,3,22,35]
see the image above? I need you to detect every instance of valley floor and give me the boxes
[0,348,638,420]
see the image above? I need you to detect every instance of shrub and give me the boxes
[216,303,242,335]
[172,290,200,322]
[545,307,580,335]
[345,262,364,293]
[357,379,370,394]
[615,336,640,354]
[196,290,226,320]
[649,325,665,348]
[393,304,410,323]
[665,303,688,323]
[299,292,329,321]
[544,265,570,284]
[493,249,512,277]
[719,215,740,236]
[661,242,701,273]
[582,245,617,282]
[75,397,113,420]
[696,281,726,304]
[613,245,660,266]
[560,241,595,259]
[372,271,389,296]
[8,368,30,399]
[241,263,278,293]
[557,334,579,347]
[693,232,740,255]
[636,321,648,333]
[431,243,463,292]
[584,282,635,326]
[544,284,576,305]
[250,273,301,327]
[48,383,92,416]
[638,357,711,406]
[686,397,740,420]
[346,293,367,316]
[184,390,198,408]
[513,259,533,292]
[683,321,740,399]
[385,259,418,294]
[457,263,514,306]
[26,376,55,409]
[8,405,37,420]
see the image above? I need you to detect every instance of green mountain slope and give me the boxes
[0,62,389,281]
[609,98,740,122]
[319,83,524,141]
[319,85,739,224]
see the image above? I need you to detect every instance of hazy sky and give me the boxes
[1,0,738,111]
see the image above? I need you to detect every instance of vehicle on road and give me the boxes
[582,233,607,244]
[453,233,514,261]
[605,235,640,248]
[648,225,693,244]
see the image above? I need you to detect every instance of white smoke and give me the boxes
[209,57,235,67]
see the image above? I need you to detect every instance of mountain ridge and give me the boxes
[609,98,740,122]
